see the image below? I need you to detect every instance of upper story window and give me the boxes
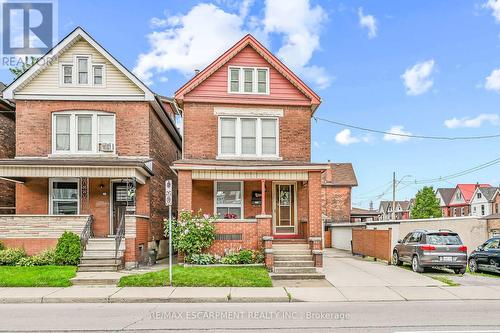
[228,67,269,94]
[52,111,115,155]
[218,116,278,158]
[477,192,482,199]
[60,55,105,87]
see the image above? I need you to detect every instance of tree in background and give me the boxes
[411,186,442,219]
[9,56,38,78]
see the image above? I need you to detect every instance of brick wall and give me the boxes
[207,222,260,255]
[16,178,48,214]
[178,170,193,211]
[182,102,311,161]
[307,171,322,238]
[321,185,352,223]
[15,100,150,157]
[0,112,15,214]
[148,108,180,241]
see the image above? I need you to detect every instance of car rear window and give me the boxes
[426,233,462,245]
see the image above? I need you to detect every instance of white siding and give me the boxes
[17,39,144,97]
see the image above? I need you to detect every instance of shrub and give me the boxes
[186,253,216,265]
[237,250,254,264]
[0,241,5,251]
[165,210,216,257]
[54,231,81,265]
[0,248,27,265]
[253,250,265,264]
[220,253,240,264]
[16,249,56,266]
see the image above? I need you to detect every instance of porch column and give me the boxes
[177,170,192,212]
[308,171,323,267]
[257,179,273,270]
[260,179,266,215]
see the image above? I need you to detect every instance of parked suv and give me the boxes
[468,237,500,274]
[392,229,467,274]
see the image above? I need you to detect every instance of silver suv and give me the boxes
[392,229,467,274]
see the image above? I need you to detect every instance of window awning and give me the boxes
[0,158,153,184]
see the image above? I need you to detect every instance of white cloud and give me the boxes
[335,129,359,145]
[358,7,377,39]
[134,0,331,89]
[484,0,500,22]
[335,129,373,146]
[401,60,435,96]
[383,126,412,142]
[444,114,499,128]
[485,68,500,91]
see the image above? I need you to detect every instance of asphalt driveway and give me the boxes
[321,248,444,287]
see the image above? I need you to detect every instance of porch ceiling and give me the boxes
[192,169,309,181]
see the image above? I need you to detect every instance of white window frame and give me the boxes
[214,181,244,219]
[60,63,74,85]
[51,110,116,155]
[227,66,269,95]
[217,116,279,159]
[49,178,80,215]
[75,55,91,86]
[92,63,106,87]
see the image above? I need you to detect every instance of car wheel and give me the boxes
[469,258,478,273]
[412,255,424,273]
[392,251,403,266]
[453,267,466,274]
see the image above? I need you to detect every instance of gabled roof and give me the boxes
[2,26,154,100]
[174,34,321,111]
[351,207,379,216]
[321,163,358,186]
[379,200,411,212]
[471,186,499,202]
[456,184,492,203]
[436,188,455,206]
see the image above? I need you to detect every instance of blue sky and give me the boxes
[2,0,500,208]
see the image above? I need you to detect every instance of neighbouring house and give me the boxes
[378,200,412,220]
[470,186,499,217]
[0,83,15,215]
[0,27,182,269]
[350,207,379,222]
[448,184,491,217]
[435,187,455,217]
[321,163,358,223]
[171,34,329,272]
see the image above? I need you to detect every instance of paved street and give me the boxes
[0,301,499,332]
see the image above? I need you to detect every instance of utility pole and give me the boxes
[392,172,396,220]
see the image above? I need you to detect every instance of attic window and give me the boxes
[77,56,89,84]
[228,67,269,94]
[60,55,105,87]
[62,65,73,84]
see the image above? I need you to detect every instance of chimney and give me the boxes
[475,182,479,189]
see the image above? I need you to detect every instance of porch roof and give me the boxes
[0,158,153,184]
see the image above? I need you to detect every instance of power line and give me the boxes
[313,116,500,140]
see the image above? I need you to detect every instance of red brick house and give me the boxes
[0,27,181,269]
[172,34,328,272]
[448,184,491,217]
[321,163,358,223]
[0,85,15,215]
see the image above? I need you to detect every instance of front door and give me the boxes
[111,182,133,235]
[273,183,297,235]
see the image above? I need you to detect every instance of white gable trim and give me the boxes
[3,27,154,101]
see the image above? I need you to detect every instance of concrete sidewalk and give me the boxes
[1,285,500,303]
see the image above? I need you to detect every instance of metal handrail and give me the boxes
[115,212,126,264]
[80,215,94,256]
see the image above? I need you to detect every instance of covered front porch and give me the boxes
[172,160,328,267]
[0,158,154,266]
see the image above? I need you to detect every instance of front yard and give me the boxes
[0,266,77,287]
[118,265,272,287]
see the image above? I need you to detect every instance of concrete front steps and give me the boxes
[77,238,124,273]
[270,240,325,280]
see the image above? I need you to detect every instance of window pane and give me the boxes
[241,118,256,154]
[93,65,103,85]
[53,201,78,215]
[262,119,277,154]
[261,119,276,136]
[230,69,239,81]
[52,181,78,200]
[262,138,276,154]
[221,137,235,154]
[257,69,266,82]
[64,76,72,84]
[78,58,88,84]
[244,69,253,92]
[77,116,92,151]
[63,66,72,84]
[220,118,236,136]
[258,82,266,93]
[216,182,242,205]
[257,69,267,93]
[230,69,239,92]
[220,118,236,154]
[55,116,70,151]
[98,115,115,145]
[64,66,72,75]
[230,82,239,92]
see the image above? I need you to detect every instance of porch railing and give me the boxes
[80,215,94,256]
[115,212,125,264]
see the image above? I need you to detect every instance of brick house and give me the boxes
[172,34,329,271]
[448,184,491,217]
[321,163,358,223]
[0,27,182,269]
[435,187,455,217]
[470,186,499,217]
[378,200,413,220]
[0,84,15,215]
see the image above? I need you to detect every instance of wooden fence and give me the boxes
[352,228,392,263]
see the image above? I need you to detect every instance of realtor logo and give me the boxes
[1,0,57,55]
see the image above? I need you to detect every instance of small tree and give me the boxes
[9,56,39,78]
[411,186,442,219]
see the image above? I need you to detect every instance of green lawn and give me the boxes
[466,267,500,279]
[0,266,77,287]
[118,265,272,287]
